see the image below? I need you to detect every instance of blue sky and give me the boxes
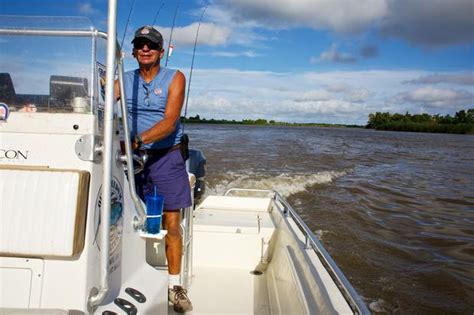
[1,0,473,124]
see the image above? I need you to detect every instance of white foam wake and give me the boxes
[206,170,347,197]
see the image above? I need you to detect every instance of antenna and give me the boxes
[182,6,207,131]
[165,0,180,67]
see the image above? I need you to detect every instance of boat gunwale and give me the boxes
[224,188,370,315]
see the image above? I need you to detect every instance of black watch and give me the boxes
[134,134,144,149]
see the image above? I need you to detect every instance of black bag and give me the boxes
[181,134,189,161]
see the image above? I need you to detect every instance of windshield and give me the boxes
[0,16,103,114]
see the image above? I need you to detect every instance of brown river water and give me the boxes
[186,124,474,314]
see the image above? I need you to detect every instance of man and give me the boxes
[118,25,192,313]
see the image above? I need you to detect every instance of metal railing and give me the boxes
[224,188,370,315]
[116,52,148,230]
[181,201,194,288]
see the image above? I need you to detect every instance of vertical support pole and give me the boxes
[88,0,117,311]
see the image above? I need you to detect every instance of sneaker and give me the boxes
[168,285,193,313]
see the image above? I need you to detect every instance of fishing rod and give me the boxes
[152,1,165,26]
[120,0,165,50]
[165,0,180,67]
[182,6,207,131]
[119,0,136,49]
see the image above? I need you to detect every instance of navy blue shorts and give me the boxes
[135,149,192,211]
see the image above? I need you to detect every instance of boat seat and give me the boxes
[0,72,16,103]
[193,196,276,270]
[0,167,89,257]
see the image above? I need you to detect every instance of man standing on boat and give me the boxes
[117,25,192,313]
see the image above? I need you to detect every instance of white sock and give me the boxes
[169,274,181,289]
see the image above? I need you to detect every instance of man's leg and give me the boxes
[163,211,193,313]
[162,211,182,275]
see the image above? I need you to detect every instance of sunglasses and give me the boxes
[133,40,161,50]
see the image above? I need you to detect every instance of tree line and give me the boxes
[184,115,360,128]
[366,109,474,134]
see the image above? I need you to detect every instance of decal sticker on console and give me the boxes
[0,103,9,121]
[94,176,124,273]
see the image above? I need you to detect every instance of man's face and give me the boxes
[133,39,164,67]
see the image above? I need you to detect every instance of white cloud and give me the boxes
[293,90,332,103]
[347,88,372,103]
[211,50,261,58]
[327,84,372,103]
[394,86,474,109]
[296,83,371,104]
[380,0,474,46]
[156,23,232,47]
[312,44,357,64]
[210,0,388,33]
[404,73,474,86]
[184,68,470,124]
[208,0,474,47]
[78,3,100,15]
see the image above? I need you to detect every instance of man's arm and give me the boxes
[139,71,186,145]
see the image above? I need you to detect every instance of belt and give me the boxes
[145,143,182,156]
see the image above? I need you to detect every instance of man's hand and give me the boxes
[120,140,139,152]
[133,134,144,150]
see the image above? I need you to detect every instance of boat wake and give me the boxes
[206,170,347,197]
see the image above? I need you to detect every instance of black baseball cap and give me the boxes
[131,26,163,49]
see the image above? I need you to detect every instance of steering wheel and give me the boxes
[119,149,148,175]
[132,151,148,174]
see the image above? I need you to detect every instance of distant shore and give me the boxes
[183,109,474,134]
[183,116,362,128]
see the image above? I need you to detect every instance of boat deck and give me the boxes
[169,267,270,315]
[165,194,358,314]
[174,196,275,314]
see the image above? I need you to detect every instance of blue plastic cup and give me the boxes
[145,188,164,234]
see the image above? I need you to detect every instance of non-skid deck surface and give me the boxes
[169,267,270,315]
